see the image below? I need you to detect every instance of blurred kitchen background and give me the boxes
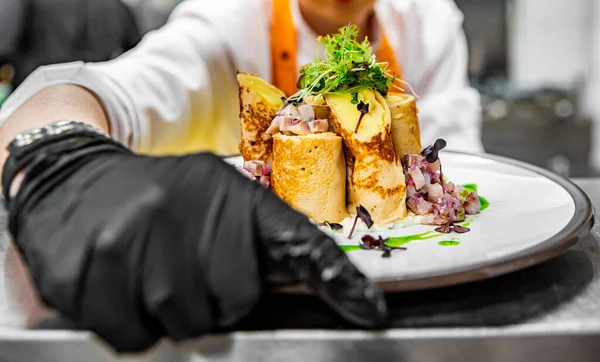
[0,0,598,177]
[457,0,599,177]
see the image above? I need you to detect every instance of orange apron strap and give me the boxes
[270,1,404,97]
[375,31,404,93]
[270,0,298,97]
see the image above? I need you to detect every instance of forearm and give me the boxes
[1,84,110,327]
[0,84,111,179]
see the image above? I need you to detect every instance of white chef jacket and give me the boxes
[0,0,484,156]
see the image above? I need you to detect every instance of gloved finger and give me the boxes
[252,188,388,328]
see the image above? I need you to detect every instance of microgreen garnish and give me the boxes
[356,205,374,228]
[348,204,373,239]
[351,92,359,104]
[435,221,470,234]
[354,101,370,133]
[281,96,303,108]
[421,138,447,163]
[434,223,451,234]
[360,235,406,258]
[318,221,344,230]
[288,24,395,103]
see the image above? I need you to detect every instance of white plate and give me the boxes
[225,152,593,292]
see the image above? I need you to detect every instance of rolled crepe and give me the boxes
[271,133,349,223]
[325,89,407,225]
[237,72,285,164]
[386,93,422,159]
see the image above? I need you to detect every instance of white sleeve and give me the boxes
[0,3,239,155]
[401,0,484,153]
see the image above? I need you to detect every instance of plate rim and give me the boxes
[371,151,595,292]
[226,151,595,293]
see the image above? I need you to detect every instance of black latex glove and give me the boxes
[6,137,387,352]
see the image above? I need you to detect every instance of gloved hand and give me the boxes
[4,128,387,352]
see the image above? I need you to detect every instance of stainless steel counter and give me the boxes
[1,179,599,362]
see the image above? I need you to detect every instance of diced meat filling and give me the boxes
[242,160,271,188]
[402,154,481,225]
[265,104,329,136]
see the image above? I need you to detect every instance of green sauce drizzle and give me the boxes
[479,196,490,211]
[386,231,441,247]
[339,231,442,252]
[438,238,461,247]
[461,184,478,193]
[339,245,363,252]
[339,184,489,253]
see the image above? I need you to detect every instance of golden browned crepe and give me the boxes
[271,133,349,223]
[325,89,408,224]
[237,72,285,163]
[386,93,422,159]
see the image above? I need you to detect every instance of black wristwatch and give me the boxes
[2,120,130,205]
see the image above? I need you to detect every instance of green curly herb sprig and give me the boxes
[288,24,396,103]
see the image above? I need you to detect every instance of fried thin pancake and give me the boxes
[272,133,349,223]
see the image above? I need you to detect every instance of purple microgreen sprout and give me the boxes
[435,221,471,234]
[318,221,343,230]
[360,235,407,258]
[421,138,447,163]
[326,221,343,230]
[348,205,373,239]
[453,224,470,234]
[361,235,379,248]
[435,222,452,234]
[356,205,374,228]
[421,138,447,189]
[354,101,370,133]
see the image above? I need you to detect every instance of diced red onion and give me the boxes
[407,195,433,215]
[443,193,460,209]
[262,163,271,176]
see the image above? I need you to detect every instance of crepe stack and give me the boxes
[386,93,422,159]
[271,133,349,223]
[325,89,408,225]
[237,72,285,164]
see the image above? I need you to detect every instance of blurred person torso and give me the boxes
[1,0,483,157]
[0,0,141,87]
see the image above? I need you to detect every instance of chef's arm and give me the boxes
[0,84,109,328]
[0,84,109,181]
[0,3,229,327]
[414,17,484,153]
[0,2,238,160]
